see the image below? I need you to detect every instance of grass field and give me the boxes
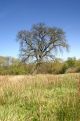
[0,73,80,121]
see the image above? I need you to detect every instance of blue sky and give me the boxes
[0,0,80,59]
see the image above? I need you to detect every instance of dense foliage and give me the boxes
[0,57,80,75]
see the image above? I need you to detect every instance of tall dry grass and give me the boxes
[0,73,80,121]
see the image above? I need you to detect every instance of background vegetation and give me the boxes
[0,56,80,75]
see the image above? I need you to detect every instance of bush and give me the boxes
[0,57,80,75]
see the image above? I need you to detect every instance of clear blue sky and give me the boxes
[0,0,80,59]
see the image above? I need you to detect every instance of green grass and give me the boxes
[0,73,80,121]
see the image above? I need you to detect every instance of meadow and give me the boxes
[0,73,80,121]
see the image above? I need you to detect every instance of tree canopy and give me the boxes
[17,23,69,63]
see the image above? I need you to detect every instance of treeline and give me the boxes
[0,57,80,75]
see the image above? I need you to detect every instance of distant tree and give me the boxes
[17,23,69,64]
[65,57,76,68]
[17,23,69,73]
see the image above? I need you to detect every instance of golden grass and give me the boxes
[0,73,80,121]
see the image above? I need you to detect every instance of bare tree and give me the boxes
[17,23,69,64]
